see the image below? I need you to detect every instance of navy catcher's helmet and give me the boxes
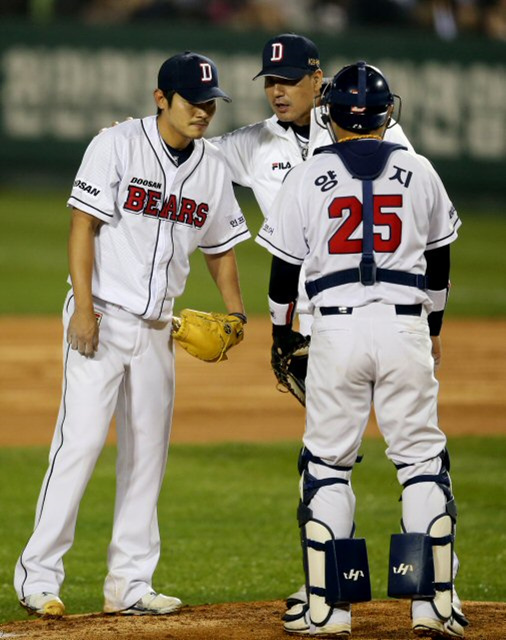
[323,61,394,132]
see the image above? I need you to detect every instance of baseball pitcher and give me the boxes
[15,51,249,618]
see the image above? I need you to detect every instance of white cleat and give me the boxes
[105,590,183,615]
[412,611,468,638]
[286,584,308,609]
[283,604,351,636]
[20,592,65,618]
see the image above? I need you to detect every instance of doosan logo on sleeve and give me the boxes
[74,179,101,197]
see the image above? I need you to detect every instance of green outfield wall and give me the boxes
[0,20,505,200]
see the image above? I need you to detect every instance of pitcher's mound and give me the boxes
[0,599,503,639]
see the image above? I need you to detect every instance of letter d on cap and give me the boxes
[271,43,283,62]
[200,62,212,82]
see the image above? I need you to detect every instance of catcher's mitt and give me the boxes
[172,309,245,363]
[271,328,310,406]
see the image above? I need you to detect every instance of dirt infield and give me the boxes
[0,600,503,640]
[0,316,505,639]
[0,316,505,446]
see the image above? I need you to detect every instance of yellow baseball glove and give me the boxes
[171,309,246,363]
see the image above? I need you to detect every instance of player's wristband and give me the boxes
[229,312,248,324]
[268,296,297,326]
[427,287,449,336]
[427,288,448,312]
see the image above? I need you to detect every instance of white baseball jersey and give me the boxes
[213,108,413,331]
[15,115,250,612]
[256,141,461,312]
[212,107,414,218]
[259,141,463,599]
[68,116,250,321]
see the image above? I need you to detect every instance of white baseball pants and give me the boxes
[15,292,175,611]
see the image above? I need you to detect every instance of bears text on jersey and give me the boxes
[123,184,208,228]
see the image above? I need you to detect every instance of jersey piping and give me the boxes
[199,227,251,250]
[140,118,168,318]
[158,144,206,320]
[68,195,114,218]
[256,232,306,263]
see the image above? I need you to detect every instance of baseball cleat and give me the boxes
[20,592,65,618]
[286,584,308,609]
[412,615,467,638]
[283,603,351,636]
[105,590,183,615]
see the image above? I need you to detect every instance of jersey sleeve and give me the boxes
[385,120,415,153]
[67,129,121,222]
[419,156,462,250]
[255,167,308,265]
[198,161,251,254]
[209,127,254,188]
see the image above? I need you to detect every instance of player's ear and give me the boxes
[313,70,323,97]
[154,89,167,111]
[385,103,394,128]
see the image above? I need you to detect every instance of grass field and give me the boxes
[0,437,505,624]
[0,188,505,316]
[1,188,504,624]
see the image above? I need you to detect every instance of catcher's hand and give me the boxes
[271,327,310,406]
[172,309,245,363]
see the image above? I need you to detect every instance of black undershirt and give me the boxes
[277,120,310,141]
[164,140,195,166]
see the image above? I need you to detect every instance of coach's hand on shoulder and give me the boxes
[67,308,100,357]
[99,117,133,134]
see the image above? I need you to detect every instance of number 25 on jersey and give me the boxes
[328,195,403,254]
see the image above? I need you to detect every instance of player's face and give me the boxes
[264,71,323,126]
[156,90,217,148]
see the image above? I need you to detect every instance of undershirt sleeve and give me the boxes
[425,244,450,336]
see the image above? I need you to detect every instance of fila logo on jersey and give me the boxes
[272,161,292,171]
[123,185,208,228]
[74,179,101,197]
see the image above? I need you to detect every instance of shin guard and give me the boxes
[305,519,371,627]
[388,513,454,620]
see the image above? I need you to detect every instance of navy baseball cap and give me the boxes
[158,51,231,103]
[253,34,320,80]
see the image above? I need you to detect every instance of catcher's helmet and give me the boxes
[323,61,394,132]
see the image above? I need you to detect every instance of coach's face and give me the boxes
[155,90,217,148]
[264,70,323,126]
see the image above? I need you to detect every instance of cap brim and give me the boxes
[178,87,232,103]
[252,67,309,81]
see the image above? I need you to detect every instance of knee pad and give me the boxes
[389,449,456,620]
[298,446,359,507]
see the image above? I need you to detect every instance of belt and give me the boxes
[320,304,423,316]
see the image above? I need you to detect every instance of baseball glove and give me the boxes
[172,309,245,363]
[271,328,310,406]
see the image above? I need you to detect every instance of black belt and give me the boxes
[320,304,423,317]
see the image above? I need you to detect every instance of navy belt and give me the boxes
[320,304,422,317]
[306,268,428,299]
